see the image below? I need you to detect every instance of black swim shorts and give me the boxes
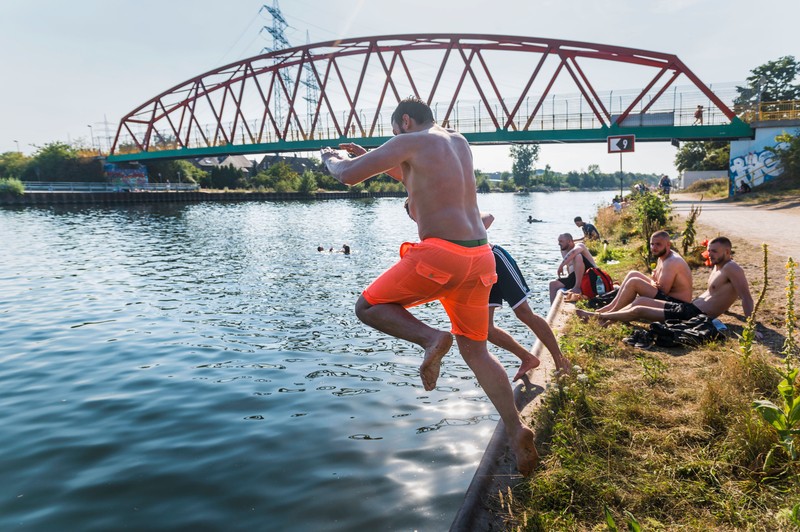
[489,245,531,309]
[663,301,703,321]
[654,290,685,304]
[559,272,577,290]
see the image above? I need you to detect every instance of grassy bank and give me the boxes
[494,194,800,530]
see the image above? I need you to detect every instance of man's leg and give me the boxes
[455,334,538,476]
[597,276,658,313]
[513,302,571,374]
[577,296,667,323]
[549,279,565,303]
[487,307,540,381]
[355,295,452,391]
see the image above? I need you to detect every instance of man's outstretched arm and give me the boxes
[322,136,410,186]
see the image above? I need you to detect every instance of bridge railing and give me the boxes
[22,181,200,192]
[112,103,737,156]
[735,100,800,123]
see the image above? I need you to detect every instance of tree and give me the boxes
[674,141,730,172]
[766,132,800,180]
[299,170,318,194]
[0,151,29,179]
[24,142,103,182]
[735,56,800,105]
[509,144,539,188]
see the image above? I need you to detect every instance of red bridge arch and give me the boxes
[110,33,749,160]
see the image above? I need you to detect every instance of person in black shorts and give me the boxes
[576,237,757,331]
[549,233,599,303]
[484,214,571,380]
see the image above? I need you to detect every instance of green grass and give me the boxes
[497,323,798,530]
[493,196,800,530]
[677,177,729,198]
[726,173,800,205]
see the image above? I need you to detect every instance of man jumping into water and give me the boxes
[321,97,538,476]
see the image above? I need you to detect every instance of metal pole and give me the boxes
[14,140,20,153]
[87,125,95,152]
[619,152,623,198]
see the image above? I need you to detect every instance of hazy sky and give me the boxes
[1,0,797,175]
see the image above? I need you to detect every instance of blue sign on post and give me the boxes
[607,135,635,153]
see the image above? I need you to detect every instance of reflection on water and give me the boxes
[0,192,613,530]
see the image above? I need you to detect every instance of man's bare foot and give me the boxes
[419,331,453,391]
[512,355,540,382]
[510,425,539,477]
[575,308,593,322]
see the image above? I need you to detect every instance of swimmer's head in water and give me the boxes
[391,97,434,134]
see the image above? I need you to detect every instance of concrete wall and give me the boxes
[679,170,728,189]
[729,122,799,194]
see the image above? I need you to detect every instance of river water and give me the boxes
[0,191,613,531]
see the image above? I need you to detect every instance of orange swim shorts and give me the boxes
[362,238,497,341]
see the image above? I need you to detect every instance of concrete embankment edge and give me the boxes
[0,190,407,206]
[450,292,574,531]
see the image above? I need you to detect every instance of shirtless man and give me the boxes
[576,237,754,325]
[321,97,538,476]
[594,231,693,314]
[548,233,598,303]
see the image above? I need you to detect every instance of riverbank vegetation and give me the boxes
[496,191,800,530]
[2,142,661,194]
[677,177,729,198]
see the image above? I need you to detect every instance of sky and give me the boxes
[1,0,798,176]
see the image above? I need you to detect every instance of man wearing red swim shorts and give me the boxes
[321,97,538,476]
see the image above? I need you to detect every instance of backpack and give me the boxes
[580,267,614,298]
[587,287,618,309]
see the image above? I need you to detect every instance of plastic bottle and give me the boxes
[595,275,606,296]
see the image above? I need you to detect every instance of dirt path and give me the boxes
[672,192,800,355]
[671,193,800,260]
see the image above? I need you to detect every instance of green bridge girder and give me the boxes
[106,118,753,163]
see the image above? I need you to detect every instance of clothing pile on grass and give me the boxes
[587,291,725,349]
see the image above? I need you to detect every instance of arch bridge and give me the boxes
[108,34,753,162]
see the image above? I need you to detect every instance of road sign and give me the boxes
[607,135,635,153]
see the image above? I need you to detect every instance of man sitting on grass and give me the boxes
[592,230,693,313]
[576,237,754,326]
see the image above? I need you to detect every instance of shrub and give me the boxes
[0,177,24,195]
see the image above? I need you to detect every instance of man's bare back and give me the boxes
[396,125,485,242]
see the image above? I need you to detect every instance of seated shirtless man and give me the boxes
[594,231,693,314]
[321,97,537,476]
[548,233,598,303]
[577,237,755,325]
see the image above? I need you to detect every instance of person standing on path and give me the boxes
[321,97,538,476]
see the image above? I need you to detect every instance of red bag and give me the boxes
[580,267,614,298]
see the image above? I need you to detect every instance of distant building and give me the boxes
[257,154,320,174]
[192,155,256,176]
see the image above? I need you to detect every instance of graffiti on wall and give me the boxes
[729,143,785,191]
[103,163,149,190]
